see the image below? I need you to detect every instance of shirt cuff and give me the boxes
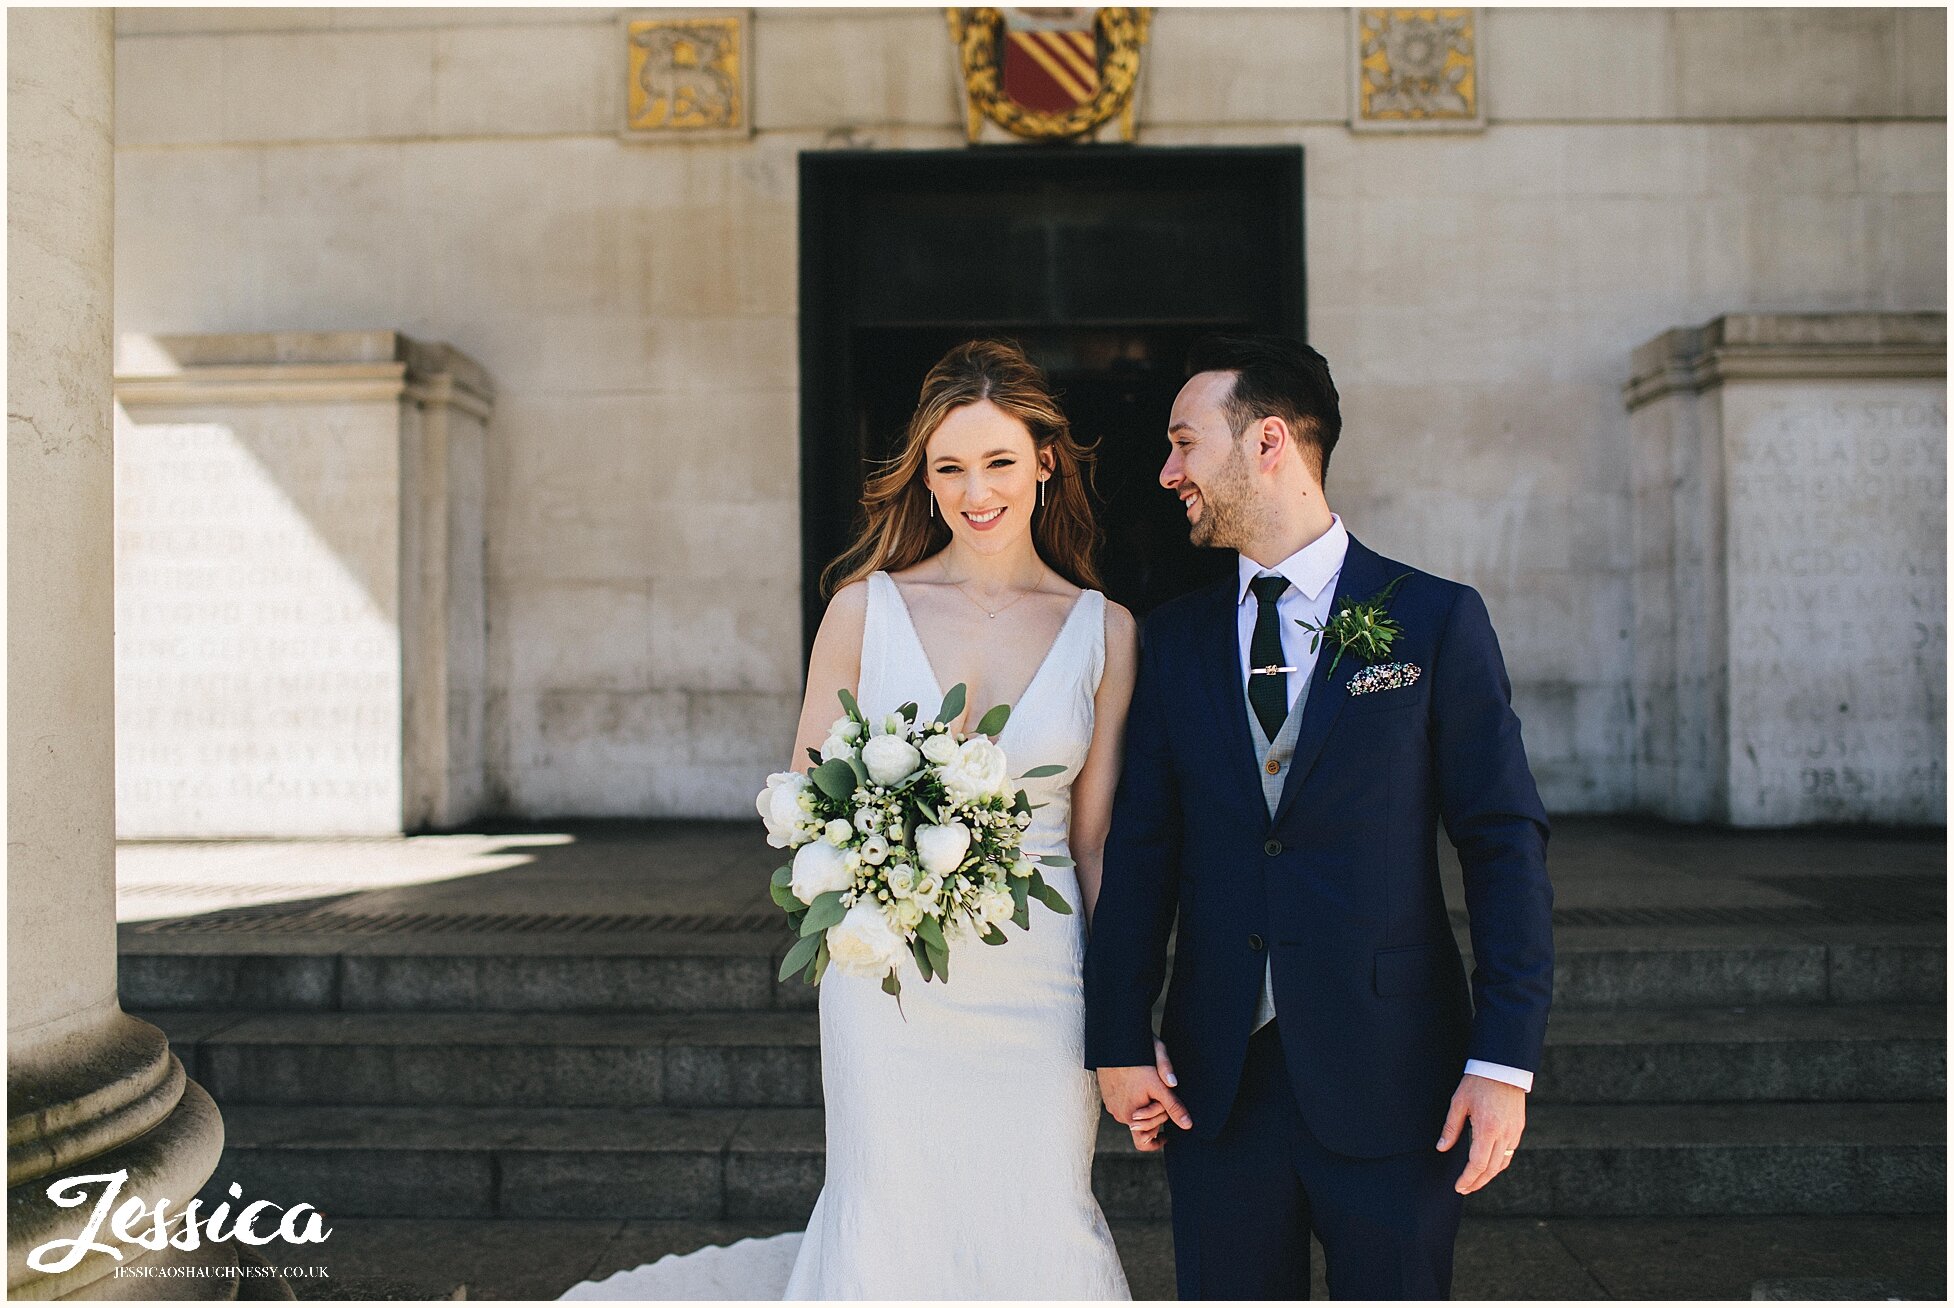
[1463,1059,1534,1092]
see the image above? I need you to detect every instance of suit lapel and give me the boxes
[1271,536,1390,828]
[1190,573,1265,809]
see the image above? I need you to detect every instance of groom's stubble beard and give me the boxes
[1186,431,1270,551]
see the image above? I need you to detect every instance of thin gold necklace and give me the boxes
[949,571,1044,620]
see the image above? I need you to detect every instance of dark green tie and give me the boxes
[1248,574,1291,741]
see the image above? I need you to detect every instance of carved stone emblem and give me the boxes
[1352,8,1484,132]
[622,10,752,140]
[948,8,1152,144]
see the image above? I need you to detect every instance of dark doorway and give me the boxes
[798,146,1305,654]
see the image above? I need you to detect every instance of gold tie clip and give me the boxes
[1251,665,1298,676]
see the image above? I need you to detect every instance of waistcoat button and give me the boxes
[1265,758,1281,775]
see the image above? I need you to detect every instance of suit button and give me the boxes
[1249,934,1265,951]
[1265,758,1281,775]
[1264,838,1283,856]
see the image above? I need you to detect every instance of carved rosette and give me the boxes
[1352,8,1484,132]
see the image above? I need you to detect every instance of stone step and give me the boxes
[119,923,1944,1012]
[200,1101,1941,1221]
[140,1004,1945,1110]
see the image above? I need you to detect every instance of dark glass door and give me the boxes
[799,146,1305,652]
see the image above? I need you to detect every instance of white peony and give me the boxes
[790,839,852,902]
[826,900,909,977]
[757,772,812,848]
[920,733,958,765]
[861,735,921,786]
[914,822,973,878]
[820,734,852,761]
[823,818,853,846]
[940,737,1010,802]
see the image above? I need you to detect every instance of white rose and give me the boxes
[893,898,925,931]
[861,735,921,787]
[974,885,1017,928]
[914,822,973,878]
[820,734,852,761]
[915,874,943,910]
[831,716,863,743]
[940,737,1010,802]
[853,807,881,834]
[826,900,910,978]
[886,863,917,898]
[790,839,852,902]
[859,834,890,865]
[823,818,853,846]
[869,712,905,737]
[920,733,958,765]
[756,772,812,848]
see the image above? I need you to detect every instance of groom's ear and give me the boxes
[1252,415,1293,472]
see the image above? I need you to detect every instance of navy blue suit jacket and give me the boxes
[1083,535,1553,1158]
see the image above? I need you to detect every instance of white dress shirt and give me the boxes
[1235,515,1534,1094]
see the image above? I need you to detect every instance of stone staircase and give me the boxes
[123,904,1945,1225]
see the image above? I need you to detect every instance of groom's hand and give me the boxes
[1098,1038,1191,1153]
[1436,1073,1527,1194]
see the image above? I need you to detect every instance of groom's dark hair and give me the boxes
[1184,334,1342,483]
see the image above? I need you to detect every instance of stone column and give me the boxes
[7,9,241,1299]
[1626,312,1946,826]
[113,332,493,837]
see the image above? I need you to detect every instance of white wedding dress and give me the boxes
[561,570,1130,1301]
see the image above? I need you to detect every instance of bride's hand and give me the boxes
[1126,1037,1181,1150]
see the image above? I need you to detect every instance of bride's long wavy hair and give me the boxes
[822,339,1102,598]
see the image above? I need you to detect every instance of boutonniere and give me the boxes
[1295,572,1413,677]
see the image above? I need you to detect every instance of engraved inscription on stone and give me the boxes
[1723,387,1946,824]
[115,410,404,835]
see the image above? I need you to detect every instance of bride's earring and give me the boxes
[1039,476,1047,508]
[928,492,935,519]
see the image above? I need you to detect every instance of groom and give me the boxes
[1084,334,1553,1300]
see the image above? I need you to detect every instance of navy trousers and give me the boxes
[1162,1020,1470,1300]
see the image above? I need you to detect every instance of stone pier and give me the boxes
[1626,312,1946,826]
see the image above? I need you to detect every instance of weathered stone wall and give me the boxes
[110,7,1946,819]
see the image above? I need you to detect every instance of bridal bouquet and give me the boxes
[756,685,1072,1001]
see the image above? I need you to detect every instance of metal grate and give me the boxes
[130,907,782,935]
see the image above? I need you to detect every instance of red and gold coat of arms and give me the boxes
[948,8,1151,142]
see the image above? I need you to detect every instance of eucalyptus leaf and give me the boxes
[898,701,919,723]
[771,865,794,887]
[810,758,856,801]
[811,937,830,985]
[1010,876,1030,916]
[770,880,804,911]
[806,747,823,767]
[915,798,939,825]
[777,933,819,982]
[979,924,1009,946]
[935,683,967,726]
[926,940,949,982]
[1019,764,1067,779]
[1011,902,1031,931]
[837,688,862,720]
[1013,789,1032,815]
[1033,880,1074,916]
[882,971,902,997]
[916,914,947,953]
[846,755,868,789]
[1035,854,1074,868]
[975,704,1011,736]
[911,935,934,981]
[799,889,848,936]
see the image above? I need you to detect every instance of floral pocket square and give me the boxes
[1347,662,1422,696]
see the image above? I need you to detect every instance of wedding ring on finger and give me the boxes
[1502,1148,1516,1157]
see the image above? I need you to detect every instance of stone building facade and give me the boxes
[108,7,1946,827]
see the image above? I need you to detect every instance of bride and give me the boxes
[561,339,1145,1300]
